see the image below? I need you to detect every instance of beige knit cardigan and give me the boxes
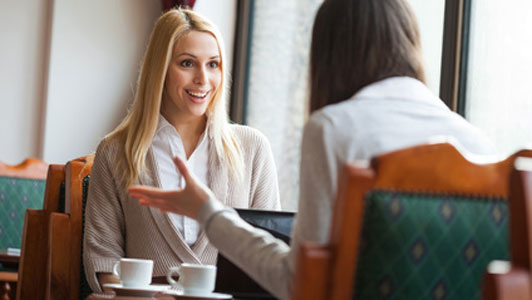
[83,124,281,292]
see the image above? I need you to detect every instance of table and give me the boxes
[86,292,247,300]
[87,293,241,300]
[87,294,173,300]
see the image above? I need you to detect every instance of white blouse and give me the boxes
[152,115,209,246]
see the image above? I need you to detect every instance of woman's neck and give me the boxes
[163,112,207,159]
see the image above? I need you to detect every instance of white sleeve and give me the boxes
[198,199,292,300]
[290,111,338,247]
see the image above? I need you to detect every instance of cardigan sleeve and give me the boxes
[198,112,339,300]
[248,130,281,210]
[83,140,126,292]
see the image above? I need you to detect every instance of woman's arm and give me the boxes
[129,157,294,299]
[201,113,339,299]
[83,141,127,292]
[290,112,339,247]
[129,112,339,300]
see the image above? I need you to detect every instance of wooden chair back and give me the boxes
[483,158,532,300]
[291,143,532,300]
[16,164,64,300]
[64,156,93,300]
[19,156,93,300]
[0,158,48,180]
[0,158,48,300]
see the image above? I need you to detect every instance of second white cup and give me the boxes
[167,263,217,296]
[112,258,153,288]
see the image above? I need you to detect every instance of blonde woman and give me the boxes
[83,8,280,292]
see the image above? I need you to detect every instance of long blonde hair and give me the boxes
[107,7,243,187]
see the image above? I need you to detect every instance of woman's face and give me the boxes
[162,30,221,122]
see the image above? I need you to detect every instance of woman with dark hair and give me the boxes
[129,0,495,299]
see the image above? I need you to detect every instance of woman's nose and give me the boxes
[193,67,208,85]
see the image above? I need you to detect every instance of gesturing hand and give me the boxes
[128,156,214,219]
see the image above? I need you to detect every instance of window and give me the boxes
[231,0,322,210]
[465,1,532,154]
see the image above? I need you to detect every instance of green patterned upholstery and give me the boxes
[353,190,508,300]
[0,176,46,250]
[79,175,93,299]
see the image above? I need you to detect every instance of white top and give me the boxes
[197,77,497,300]
[152,115,208,246]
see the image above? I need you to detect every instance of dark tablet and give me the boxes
[214,208,295,300]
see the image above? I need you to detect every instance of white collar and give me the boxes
[352,76,448,109]
[156,114,212,140]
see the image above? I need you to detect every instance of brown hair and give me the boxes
[309,0,426,112]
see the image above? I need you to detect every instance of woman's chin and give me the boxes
[187,108,209,119]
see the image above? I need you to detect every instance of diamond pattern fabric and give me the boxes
[353,190,508,299]
[0,176,46,249]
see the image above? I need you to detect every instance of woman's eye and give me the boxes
[180,60,193,67]
[208,61,219,68]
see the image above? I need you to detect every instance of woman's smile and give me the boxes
[185,89,210,103]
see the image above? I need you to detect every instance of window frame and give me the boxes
[229,0,253,124]
[439,0,472,116]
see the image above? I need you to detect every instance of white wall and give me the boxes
[0,0,50,164]
[0,0,236,165]
[42,0,162,163]
[195,0,237,73]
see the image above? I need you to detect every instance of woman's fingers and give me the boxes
[173,156,193,183]
[138,198,174,210]
[138,196,194,217]
[128,158,211,219]
[129,185,176,200]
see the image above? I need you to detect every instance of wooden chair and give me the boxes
[482,158,532,300]
[0,158,48,300]
[291,143,532,300]
[16,156,93,300]
[16,164,65,300]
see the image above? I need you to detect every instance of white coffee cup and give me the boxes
[112,258,153,288]
[167,263,217,296]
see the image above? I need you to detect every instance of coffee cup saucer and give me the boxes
[103,283,171,297]
[163,289,232,299]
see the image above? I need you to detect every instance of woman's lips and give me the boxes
[186,89,209,103]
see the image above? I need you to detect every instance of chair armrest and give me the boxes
[291,243,331,300]
[16,209,49,299]
[48,212,72,298]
